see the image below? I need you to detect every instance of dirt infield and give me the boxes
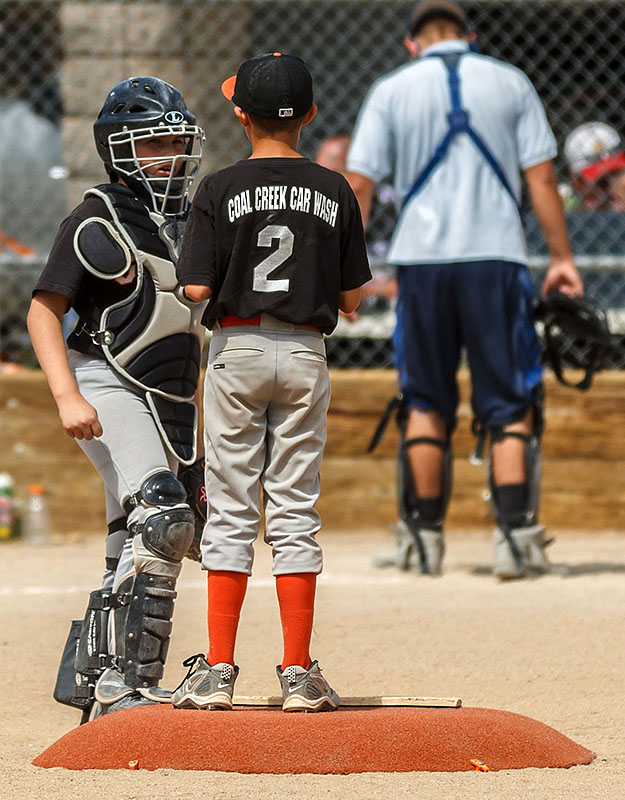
[2,528,624,798]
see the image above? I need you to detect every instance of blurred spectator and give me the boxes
[563,122,625,211]
[315,132,351,173]
[315,134,397,310]
[0,96,67,257]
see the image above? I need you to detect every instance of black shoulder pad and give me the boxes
[74,217,133,280]
[89,184,170,260]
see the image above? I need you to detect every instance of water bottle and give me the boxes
[0,473,17,541]
[22,484,52,546]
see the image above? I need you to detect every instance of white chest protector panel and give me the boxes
[74,184,207,464]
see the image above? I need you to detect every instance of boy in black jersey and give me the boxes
[173,53,371,712]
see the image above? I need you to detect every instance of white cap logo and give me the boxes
[165,110,185,124]
[278,108,294,118]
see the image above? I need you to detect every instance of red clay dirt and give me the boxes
[33,705,595,774]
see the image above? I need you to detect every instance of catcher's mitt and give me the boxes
[178,457,207,562]
[534,291,611,390]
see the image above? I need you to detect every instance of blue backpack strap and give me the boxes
[400,51,522,217]
[464,128,522,215]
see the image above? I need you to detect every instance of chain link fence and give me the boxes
[2,0,625,369]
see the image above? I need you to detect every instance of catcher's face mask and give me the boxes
[534,291,612,390]
[107,125,204,216]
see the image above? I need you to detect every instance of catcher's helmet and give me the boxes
[93,76,204,215]
[534,291,612,390]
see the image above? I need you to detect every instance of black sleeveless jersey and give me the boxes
[177,157,371,334]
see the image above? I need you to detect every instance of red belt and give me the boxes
[218,315,320,331]
[219,314,262,327]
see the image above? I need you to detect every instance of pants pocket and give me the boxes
[290,349,326,363]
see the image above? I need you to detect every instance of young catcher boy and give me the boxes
[173,52,371,712]
[27,77,206,720]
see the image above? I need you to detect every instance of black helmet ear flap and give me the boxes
[534,291,612,390]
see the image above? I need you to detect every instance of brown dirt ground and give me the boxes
[1,528,624,799]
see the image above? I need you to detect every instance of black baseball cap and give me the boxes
[221,52,313,120]
[407,0,469,37]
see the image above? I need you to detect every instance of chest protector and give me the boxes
[73,183,206,465]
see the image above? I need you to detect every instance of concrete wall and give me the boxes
[60,0,249,208]
[2,369,624,537]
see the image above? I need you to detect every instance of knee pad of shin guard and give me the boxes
[141,506,195,562]
[127,472,195,563]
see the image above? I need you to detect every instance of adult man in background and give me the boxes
[347,0,583,578]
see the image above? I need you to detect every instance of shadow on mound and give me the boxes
[33,706,595,773]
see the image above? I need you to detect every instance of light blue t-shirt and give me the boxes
[347,41,557,265]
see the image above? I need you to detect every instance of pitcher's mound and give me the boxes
[33,705,594,773]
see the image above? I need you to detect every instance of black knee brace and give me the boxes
[398,413,452,573]
[487,428,542,531]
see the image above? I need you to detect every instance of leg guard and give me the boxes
[488,424,551,578]
[106,471,194,694]
[110,569,178,688]
[54,516,127,716]
[53,589,114,711]
[397,428,452,576]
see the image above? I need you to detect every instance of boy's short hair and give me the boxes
[247,112,306,135]
[221,52,313,121]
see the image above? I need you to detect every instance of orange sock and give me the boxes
[206,570,248,667]
[276,573,317,671]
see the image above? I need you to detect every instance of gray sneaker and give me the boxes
[89,692,157,721]
[277,660,339,713]
[171,653,239,710]
[92,667,166,719]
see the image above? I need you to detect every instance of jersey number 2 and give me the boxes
[253,225,293,293]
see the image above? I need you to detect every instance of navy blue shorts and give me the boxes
[392,260,542,432]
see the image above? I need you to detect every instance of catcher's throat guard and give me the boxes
[534,291,611,390]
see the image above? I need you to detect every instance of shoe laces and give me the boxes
[172,653,207,693]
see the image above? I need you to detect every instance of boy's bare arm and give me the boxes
[339,288,361,314]
[524,160,583,297]
[27,292,103,440]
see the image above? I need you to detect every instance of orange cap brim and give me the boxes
[221,75,237,102]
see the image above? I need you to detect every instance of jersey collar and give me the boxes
[420,39,469,58]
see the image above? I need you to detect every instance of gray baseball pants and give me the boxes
[201,315,330,576]
[68,350,179,588]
